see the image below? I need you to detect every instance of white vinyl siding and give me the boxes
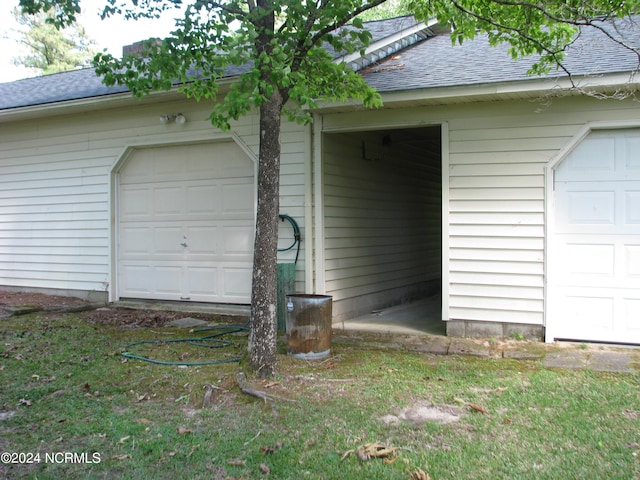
[0,99,306,300]
[322,95,640,326]
[323,129,441,320]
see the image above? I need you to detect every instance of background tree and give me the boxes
[10,7,97,75]
[357,0,411,21]
[17,0,640,377]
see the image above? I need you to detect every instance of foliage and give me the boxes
[10,7,97,75]
[407,0,640,75]
[91,0,385,129]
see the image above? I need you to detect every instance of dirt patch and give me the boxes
[0,291,90,309]
[81,307,223,328]
[0,290,248,328]
[380,401,463,426]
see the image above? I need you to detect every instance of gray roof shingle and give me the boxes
[1,16,638,111]
[362,18,640,92]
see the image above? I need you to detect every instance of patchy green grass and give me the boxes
[1,312,639,479]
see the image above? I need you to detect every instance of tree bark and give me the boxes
[248,89,283,377]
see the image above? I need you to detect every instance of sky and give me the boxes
[0,0,183,83]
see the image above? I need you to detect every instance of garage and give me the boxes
[550,128,640,344]
[117,141,255,303]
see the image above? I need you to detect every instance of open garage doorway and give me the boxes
[322,125,444,335]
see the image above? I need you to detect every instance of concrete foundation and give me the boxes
[446,319,544,341]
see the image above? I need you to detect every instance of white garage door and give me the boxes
[118,142,254,303]
[550,129,640,344]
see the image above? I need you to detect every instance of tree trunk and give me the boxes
[248,89,283,378]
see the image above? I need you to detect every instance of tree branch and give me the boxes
[449,0,574,79]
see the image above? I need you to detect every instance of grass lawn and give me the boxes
[1,310,639,479]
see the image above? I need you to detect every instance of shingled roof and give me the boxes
[361,17,640,92]
[1,15,638,111]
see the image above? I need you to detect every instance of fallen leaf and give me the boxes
[18,398,32,407]
[342,443,399,462]
[264,381,280,388]
[118,436,130,444]
[113,454,131,461]
[177,427,193,435]
[259,463,270,474]
[409,467,432,480]
[137,418,153,425]
[227,458,246,467]
[468,404,488,414]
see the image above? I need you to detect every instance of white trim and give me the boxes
[544,119,640,342]
[441,121,450,322]
[109,134,251,303]
[304,122,314,292]
[314,72,639,113]
[313,115,326,294]
[337,18,440,68]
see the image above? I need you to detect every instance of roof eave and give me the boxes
[0,77,238,123]
[313,71,640,113]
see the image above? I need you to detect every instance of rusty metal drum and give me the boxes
[285,294,332,359]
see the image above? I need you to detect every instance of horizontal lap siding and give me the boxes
[449,119,552,324]
[323,130,441,316]
[447,98,639,325]
[0,99,306,296]
[323,96,640,326]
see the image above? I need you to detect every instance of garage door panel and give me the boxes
[120,227,150,255]
[187,266,219,301]
[185,226,218,255]
[187,185,219,216]
[153,227,184,255]
[153,187,184,217]
[624,298,640,331]
[222,182,254,215]
[625,191,640,223]
[566,191,615,225]
[222,225,254,255]
[551,129,640,344]
[118,142,254,303]
[222,267,253,299]
[561,293,614,329]
[561,242,614,278]
[120,186,151,219]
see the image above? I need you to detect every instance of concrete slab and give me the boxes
[417,336,452,355]
[588,351,634,372]
[338,296,445,336]
[503,350,544,360]
[448,339,492,358]
[543,351,589,369]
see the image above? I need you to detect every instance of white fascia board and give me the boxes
[336,17,441,68]
[0,77,238,123]
[313,71,640,112]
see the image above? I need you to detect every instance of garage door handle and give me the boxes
[180,242,188,247]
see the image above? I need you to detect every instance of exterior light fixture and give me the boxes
[159,113,187,124]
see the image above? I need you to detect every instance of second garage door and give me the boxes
[118,141,255,303]
[550,129,640,344]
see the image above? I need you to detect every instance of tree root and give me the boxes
[235,371,296,403]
